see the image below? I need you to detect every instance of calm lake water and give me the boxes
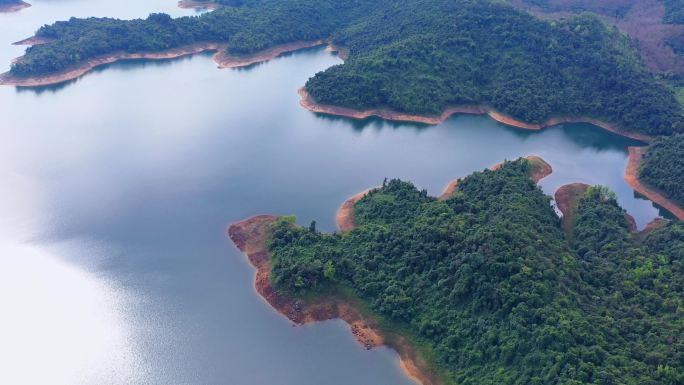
[0,2,663,385]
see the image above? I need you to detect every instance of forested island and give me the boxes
[0,0,30,13]
[2,0,683,138]
[230,158,684,385]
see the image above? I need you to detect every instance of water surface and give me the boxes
[0,2,663,385]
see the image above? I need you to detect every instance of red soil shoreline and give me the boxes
[12,35,50,46]
[298,88,653,143]
[336,188,375,232]
[555,183,590,237]
[336,156,552,235]
[438,155,551,201]
[0,1,30,13]
[228,215,442,385]
[214,40,325,68]
[625,147,684,220]
[0,40,325,87]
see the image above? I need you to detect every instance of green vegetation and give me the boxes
[8,0,683,137]
[306,2,682,136]
[640,134,684,205]
[12,1,367,75]
[268,159,684,385]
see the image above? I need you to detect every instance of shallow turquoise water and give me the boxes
[0,2,663,385]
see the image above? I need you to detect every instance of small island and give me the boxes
[0,0,30,13]
[230,157,684,385]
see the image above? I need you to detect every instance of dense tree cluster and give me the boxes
[11,0,370,75]
[306,1,683,136]
[8,0,683,137]
[268,159,684,385]
[640,134,684,205]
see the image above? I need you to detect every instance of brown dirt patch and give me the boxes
[511,0,684,74]
[637,217,669,241]
[12,35,50,46]
[555,182,590,238]
[526,155,553,182]
[336,188,375,232]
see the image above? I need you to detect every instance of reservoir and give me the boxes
[0,1,663,384]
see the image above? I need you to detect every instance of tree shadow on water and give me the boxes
[311,111,432,133]
[14,54,206,95]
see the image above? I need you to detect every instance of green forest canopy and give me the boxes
[268,159,684,385]
[8,0,683,137]
[640,133,684,206]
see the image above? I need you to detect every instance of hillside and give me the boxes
[261,159,684,385]
[5,0,683,137]
[640,134,684,206]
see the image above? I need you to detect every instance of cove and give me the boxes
[0,2,666,385]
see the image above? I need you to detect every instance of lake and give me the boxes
[0,1,663,385]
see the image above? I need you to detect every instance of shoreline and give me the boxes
[336,188,374,232]
[624,147,684,220]
[438,155,552,201]
[554,181,644,237]
[0,40,326,87]
[228,215,443,385]
[214,40,325,68]
[12,35,50,46]
[0,1,30,13]
[298,88,653,143]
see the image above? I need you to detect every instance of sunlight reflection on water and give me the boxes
[0,243,141,385]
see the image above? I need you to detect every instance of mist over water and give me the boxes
[0,2,663,385]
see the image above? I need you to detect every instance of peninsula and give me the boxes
[299,88,654,143]
[230,157,684,385]
[0,40,325,87]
